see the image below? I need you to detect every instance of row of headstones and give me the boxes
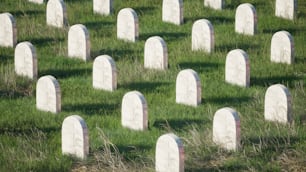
[62,97,291,171]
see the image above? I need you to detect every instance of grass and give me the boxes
[0,0,305,171]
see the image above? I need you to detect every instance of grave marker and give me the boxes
[62,115,89,159]
[271,31,294,64]
[176,69,201,106]
[117,8,139,42]
[36,75,61,113]
[68,24,90,61]
[235,3,257,35]
[121,91,148,130]
[162,0,183,25]
[264,84,292,124]
[192,19,214,53]
[93,0,113,15]
[225,49,250,87]
[213,107,241,151]
[155,133,184,172]
[14,41,37,79]
[275,0,296,20]
[93,55,117,91]
[144,36,168,70]
[204,0,224,10]
[29,0,44,4]
[0,12,17,47]
[46,0,68,28]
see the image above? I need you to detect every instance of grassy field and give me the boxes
[0,0,305,171]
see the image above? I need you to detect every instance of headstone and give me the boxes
[0,13,17,47]
[264,84,292,123]
[155,133,184,172]
[29,0,44,4]
[121,91,148,130]
[162,0,183,25]
[271,31,294,64]
[213,107,241,151]
[36,75,61,113]
[14,42,38,79]
[62,115,89,159]
[117,8,139,42]
[275,0,296,20]
[144,36,168,70]
[235,3,257,35]
[93,55,117,91]
[93,0,113,15]
[46,0,68,28]
[68,24,90,61]
[225,49,250,87]
[192,19,214,53]
[204,0,224,10]
[176,69,201,107]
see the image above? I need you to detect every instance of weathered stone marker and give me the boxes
[117,8,139,42]
[36,75,61,113]
[225,49,250,87]
[29,0,44,4]
[93,55,117,91]
[46,0,68,28]
[235,3,257,35]
[68,24,90,61]
[14,41,38,79]
[144,36,168,70]
[93,0,113,15]
[121,91,148,130]
[264,84,292,124]
[155,133,184,172]
[275,0,296,20]
[162,0,183,25]
[204,0,224,10]
[213,107,241,151]
[271,31,294,64]
[62,115,89,159]
[0,12,17,47]
[176,69,201,107]
[192,19,214,53]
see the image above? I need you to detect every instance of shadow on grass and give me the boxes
[216,40,260,53]
[92,48,135,60]
[140,32,188,42]
[120,81,170,93]
[262,25,306,35]
[10,9,44,17]
[0,53,13,63]
[153,118,205,131]
[24,37,65,48]
[133,6,156,15]
[251,75,302,87]
[82,21,114,30]
[205,96,252,106]
[39,67,90,79]
[185,16,234,25]
[178,62,220,73]
[63,102,118,115]
[116,144,153,160]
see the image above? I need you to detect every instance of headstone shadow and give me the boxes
[63,102,118,115]
[120,81,170,93]
[251,75,302,87]
[178,62,220,73]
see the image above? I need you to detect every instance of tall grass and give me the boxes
[0,0,305,171]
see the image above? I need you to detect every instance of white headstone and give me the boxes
[36,75,61,113]
[62,115,89,159]
[271,31,294,64]
[225,49,250,87]
[264,84,292,124]
[176,69,201,107]
[29,0,44,4]
[46,0,68,28]
[93,0,113,15]
[0,13,17,47]
[68,24,90,61]
[144,36,168,70]
[162,0,183,25]
[213,107,240,151]
[121,91,148,130]
[93,55,117,91]
[117,8,139,42]
[155,133,184,172]
[235,3,257,35]
[192,19,214,53]
[275,0,296,20]
[14,42,38,79]
[204,0,224,10]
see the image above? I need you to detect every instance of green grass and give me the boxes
[0,0,305,171]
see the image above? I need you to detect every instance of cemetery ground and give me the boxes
[0,0,305,171]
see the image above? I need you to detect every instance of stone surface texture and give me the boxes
[204,0,224,10]
[117,8,139,42]
[192,19,214,53]
[46,0,68,28]
[93,0,113,15]
[162,0,184,25]
[68,24,90,61]
[275,0,296,20]
[271,31,294,64]
[0,12,17,47]
[235,3,257,35]
[144,36,168,70]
